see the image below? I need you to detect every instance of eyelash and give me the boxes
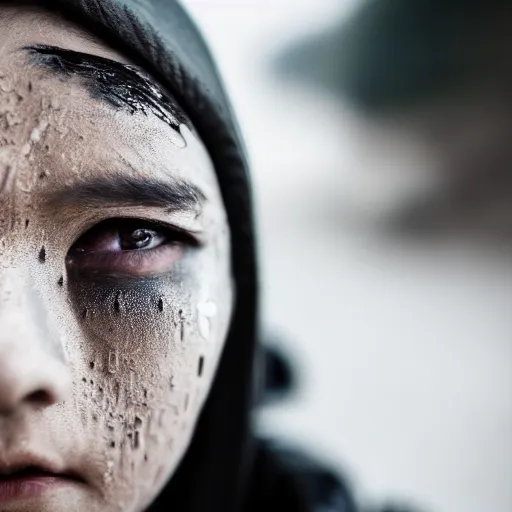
[66,217,198,278]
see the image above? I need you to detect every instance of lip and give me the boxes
[0,456,83,504]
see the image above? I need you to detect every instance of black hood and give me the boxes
[25,0,258,510]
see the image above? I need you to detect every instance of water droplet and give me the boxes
[108,350,118,374]
[198,300,217,318]
[129,370,135,394]
[179,310,185,341]
[114,383,120,405]
[198,315,210,340]
[114,291,121,314]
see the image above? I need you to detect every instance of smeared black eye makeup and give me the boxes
[67,218,198,278]
[23,44,191,138]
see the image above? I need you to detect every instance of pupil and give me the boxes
[121,228,153,250]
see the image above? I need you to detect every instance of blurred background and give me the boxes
[182,1,512,511]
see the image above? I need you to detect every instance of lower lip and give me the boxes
[0,474,73,503]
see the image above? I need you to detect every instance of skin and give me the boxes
[0,4,233,512]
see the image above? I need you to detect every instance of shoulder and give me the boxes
[245,437,358,512]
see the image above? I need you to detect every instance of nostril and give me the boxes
[0,346,71,416]
[26,389,54,408]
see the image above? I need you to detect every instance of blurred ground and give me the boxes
[183,1,512,511]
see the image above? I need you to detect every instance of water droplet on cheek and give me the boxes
[199,300,217,318]
[38,246,46,263]
[108,350,119,374]
[114,291,122,314]
[198,315,210,340]
[178,310,185,341]
[197,301,217,340]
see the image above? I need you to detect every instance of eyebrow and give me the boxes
[23,44,191,134]
[48,174,206,214]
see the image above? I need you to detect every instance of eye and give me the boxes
[66,218,195,278]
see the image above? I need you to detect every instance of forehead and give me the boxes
[24,44,191,139]
[0,8,220,201]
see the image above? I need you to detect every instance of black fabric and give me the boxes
[246,439,358,512]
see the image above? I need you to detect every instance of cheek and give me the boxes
[63,254,231,505]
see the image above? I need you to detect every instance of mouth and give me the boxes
[0,460,83,503]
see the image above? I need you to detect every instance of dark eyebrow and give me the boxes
[48,174,206,214]
[23,44,191,134]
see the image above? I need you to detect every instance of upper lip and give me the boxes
[0,454,80,481]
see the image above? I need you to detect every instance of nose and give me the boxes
[0,344,71,416]
[0,279,71,417]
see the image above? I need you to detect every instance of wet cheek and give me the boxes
[65,268,222,503]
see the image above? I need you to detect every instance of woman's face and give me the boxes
[0,6,233,512]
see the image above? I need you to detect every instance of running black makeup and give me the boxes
[23,44,191,136]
